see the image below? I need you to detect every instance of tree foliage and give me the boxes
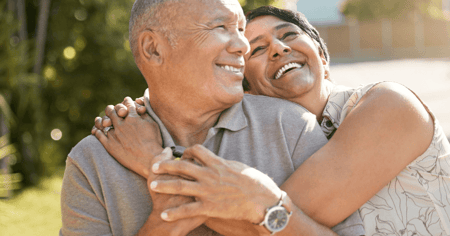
[0,0,277,193]
[340,0,449,21]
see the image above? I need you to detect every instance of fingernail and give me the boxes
[161,212,168,220]
[150,181,157,189]
[152,163,160,172]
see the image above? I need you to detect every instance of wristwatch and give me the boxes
[258,191,292,235]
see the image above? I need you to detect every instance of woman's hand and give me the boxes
[91,97,163,178]
[149,144,282,224]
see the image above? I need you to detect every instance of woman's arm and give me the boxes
[150,145,338,236]
[94,81,433,233]
[282,82,434,226]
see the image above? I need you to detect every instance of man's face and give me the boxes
[162,0,249,108]
[244,15,328,100]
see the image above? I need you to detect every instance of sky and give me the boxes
[296,0,344,25]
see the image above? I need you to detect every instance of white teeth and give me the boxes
[275,62,303,80]
[220,65,241,73]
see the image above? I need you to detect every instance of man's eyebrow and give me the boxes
[209,17,228,24]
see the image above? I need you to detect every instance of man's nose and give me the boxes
[270,40,291,60]
[227,30,250,56]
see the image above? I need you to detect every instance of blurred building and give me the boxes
[296,0,450,62]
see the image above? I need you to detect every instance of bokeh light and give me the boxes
[43,66,56,81]
[50,129,62,141]
[74,8,88,21]
[63,46,76,60]
[75,36,87,51]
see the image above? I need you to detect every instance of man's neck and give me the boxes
[150,95,224,147]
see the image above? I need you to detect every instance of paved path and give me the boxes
[330,58,450,138]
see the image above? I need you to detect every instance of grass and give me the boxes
[0,174,63,236]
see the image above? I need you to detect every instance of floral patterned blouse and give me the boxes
[320,82,450,236]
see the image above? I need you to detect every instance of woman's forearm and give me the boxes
[204,195,337,236]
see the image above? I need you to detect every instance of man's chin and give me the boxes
[221,89,245,106]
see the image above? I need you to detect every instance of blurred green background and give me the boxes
[0,0,276,234]
[0,0,449,235]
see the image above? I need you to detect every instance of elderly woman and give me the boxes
[93,6,450,236]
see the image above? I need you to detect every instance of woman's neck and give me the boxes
[288,80,335,122]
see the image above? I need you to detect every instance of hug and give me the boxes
[60,0,450,235]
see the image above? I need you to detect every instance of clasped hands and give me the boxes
[91,97,282,235]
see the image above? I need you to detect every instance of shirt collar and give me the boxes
[143,89,248,148]
[143,89,176,148]
[213,99,247,132]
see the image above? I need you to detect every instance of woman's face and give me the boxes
[244,15,329,100]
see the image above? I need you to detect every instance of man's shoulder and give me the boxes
[242,94,316,122]
[68,135,113,169]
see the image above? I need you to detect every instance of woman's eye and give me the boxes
[281,32,298,40]
[250,46,265,57]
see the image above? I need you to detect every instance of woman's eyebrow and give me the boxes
[249,35,264,45]
[275,23,294,31]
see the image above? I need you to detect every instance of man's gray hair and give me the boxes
[129,0,182,59]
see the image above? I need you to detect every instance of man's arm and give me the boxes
[92,97,359,236]
[61,141,206,236]
[60,157,113,235]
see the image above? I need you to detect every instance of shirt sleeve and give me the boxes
[290,112,329,169]
[60,157,112,236]
[332,211,365,236]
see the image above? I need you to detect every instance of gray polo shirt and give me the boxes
[60,93,364,235]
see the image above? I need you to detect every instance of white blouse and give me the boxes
[320,82,450,236]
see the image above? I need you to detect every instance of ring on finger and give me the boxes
[103,126,114,136]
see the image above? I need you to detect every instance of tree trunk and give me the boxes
[16,0,27,42]
[7,0,15,14]
[0,102,11,199]
[33,0,52,74]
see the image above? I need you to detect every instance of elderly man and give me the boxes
[60,0,364,235]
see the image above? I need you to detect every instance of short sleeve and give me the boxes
[60,157,112,236]
[291,112,329,169]
[331,211,365,236]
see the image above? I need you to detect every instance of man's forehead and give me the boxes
[190,0,245,24]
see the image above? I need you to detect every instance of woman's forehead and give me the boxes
[245,16,298,40]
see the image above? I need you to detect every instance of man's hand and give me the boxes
[149,145,281,224]
[92,97,163,178]
[137,148,207,236]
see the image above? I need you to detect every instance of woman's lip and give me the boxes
[273,65,304,80]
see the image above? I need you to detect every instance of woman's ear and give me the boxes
[319,48,330,80]
[138,29,164,66]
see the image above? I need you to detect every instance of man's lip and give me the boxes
[271,61,305,80]
[216,63,245,73]
[216,63,245,68]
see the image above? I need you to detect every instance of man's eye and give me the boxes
[281,32,298,40]
[216,25,226,29]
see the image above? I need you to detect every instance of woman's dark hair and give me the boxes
[243,6,330,91]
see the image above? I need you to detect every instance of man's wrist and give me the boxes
[254,191,293,235]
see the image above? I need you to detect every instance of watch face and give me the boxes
[267,207,289,232]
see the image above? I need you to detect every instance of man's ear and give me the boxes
[138,30,164,66]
